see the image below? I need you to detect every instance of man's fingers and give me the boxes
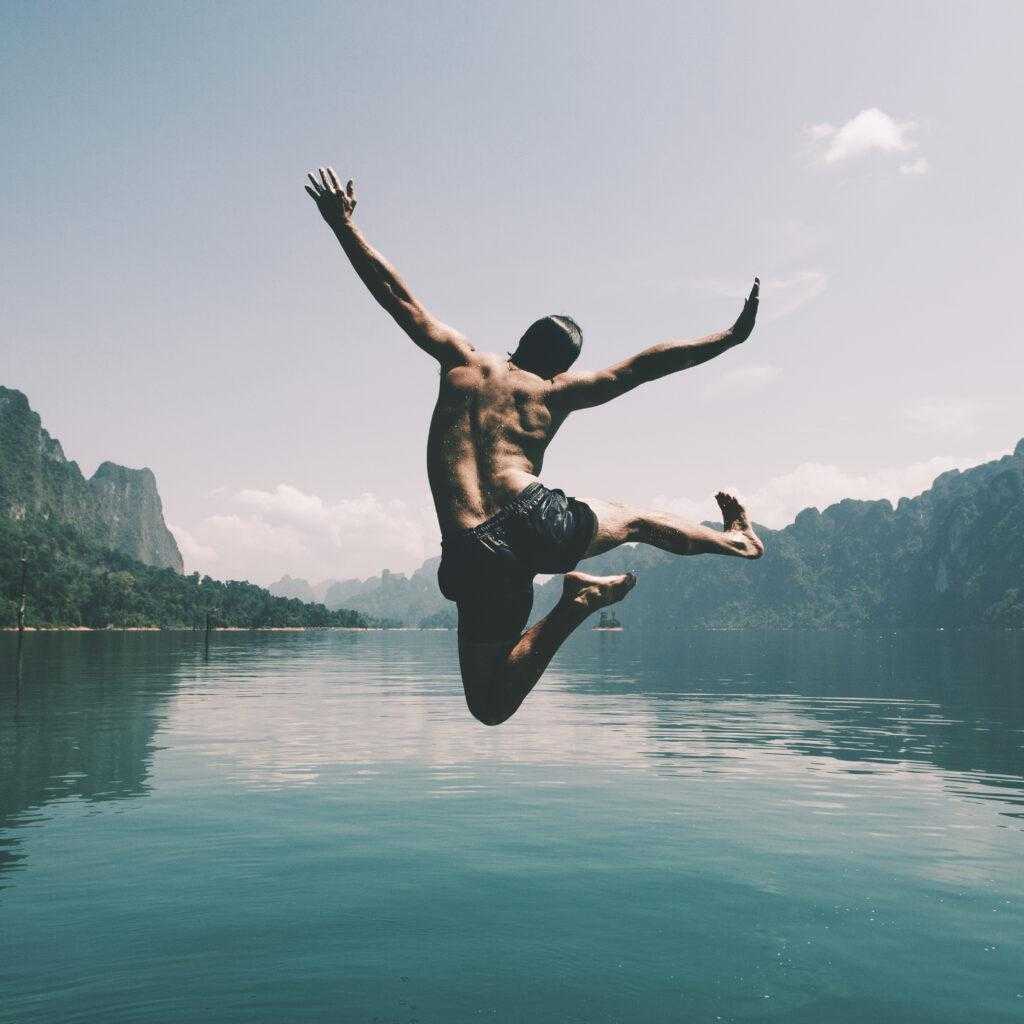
[307,173,323,195]
[319,167,331,191]
[304,185,322,202]
[749,277,760,302]
[346,179,355,199]
[326,167,343,192]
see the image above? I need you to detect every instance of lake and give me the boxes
[1,628,1022,1023]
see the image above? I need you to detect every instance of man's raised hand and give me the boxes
[305,167,356,230]
[730,277,760,343]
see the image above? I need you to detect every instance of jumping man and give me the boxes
[306,167,764,726]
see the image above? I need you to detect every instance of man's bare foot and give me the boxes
[715,491,765,559]
[562,570,637,612]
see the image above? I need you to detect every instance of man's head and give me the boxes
[508,315,583,378]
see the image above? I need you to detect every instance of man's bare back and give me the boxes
[428,353,570,531]
[307,167,764,726]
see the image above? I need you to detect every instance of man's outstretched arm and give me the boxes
[305,167,474,367]
[551,278,759,410]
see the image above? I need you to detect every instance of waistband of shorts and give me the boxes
[441,482,546,543]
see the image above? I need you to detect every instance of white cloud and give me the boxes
[901,398,986,438]
[761,271,828,320]
[696,270,827,322]
[235,485,436,561]
[805,108,925,171]
[900,157,930,176]
[652,449,1010,530]
[203,513,308,559]
[704,364,782,399]
[174,485,439,584]
[167,523,218,568]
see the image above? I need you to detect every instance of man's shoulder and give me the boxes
[441,349,501,390]
[471,350,503,369]
[445,347,498,370]
[456,350,509,381]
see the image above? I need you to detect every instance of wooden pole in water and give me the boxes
[204,608,216,659]
[16,557,27,633]
[15,629,25,706]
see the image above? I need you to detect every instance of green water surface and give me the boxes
[1,629,1022,1023]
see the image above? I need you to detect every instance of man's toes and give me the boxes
[603,573,637,605]
[716,491,738,520]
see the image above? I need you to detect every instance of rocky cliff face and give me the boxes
[0,387,101,534]
[88,462,183,572]
[0,386,183,572]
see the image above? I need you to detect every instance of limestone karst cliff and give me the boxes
[0,386,183,572]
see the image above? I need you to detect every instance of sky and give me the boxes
[3,2,1022,585]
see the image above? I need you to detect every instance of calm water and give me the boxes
[1,628,1022,1024]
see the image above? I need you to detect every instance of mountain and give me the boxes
[271,559,454,627]
[0,387,182,571]
[0,512,369,628]
[268,574,318,602]
[532,439,1024,629]
[260,441,1024,632]
[0,386,372,628]
[88,462,183,571]
[325,559,453,626]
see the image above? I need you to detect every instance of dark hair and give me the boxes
[508,315,583,378]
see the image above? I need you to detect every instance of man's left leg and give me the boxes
[580,491,764,561]
[458,570,636,726]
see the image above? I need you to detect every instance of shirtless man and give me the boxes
[306,167,763,726]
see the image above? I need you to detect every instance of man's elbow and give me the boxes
[607,368,644,398]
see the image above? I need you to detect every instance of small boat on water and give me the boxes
[593,611,623,632]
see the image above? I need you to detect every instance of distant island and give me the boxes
[0,387,367,630]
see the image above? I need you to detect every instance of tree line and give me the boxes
[0,515,368,629]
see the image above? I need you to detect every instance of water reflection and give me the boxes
[2,629,1023,880]
[0,633,198,877]
[3,630,1023,1024]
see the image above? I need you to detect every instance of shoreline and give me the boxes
[3,625,1017,635]
[0,626,441,634]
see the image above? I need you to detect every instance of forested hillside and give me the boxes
[0,386,182,570]
[534,439,1024,629]
[0,515,367,629]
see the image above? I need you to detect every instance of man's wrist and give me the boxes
[330,216,355,236]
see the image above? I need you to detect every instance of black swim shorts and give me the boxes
[437,482,598,643]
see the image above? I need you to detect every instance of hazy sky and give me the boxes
[3,2,1022,584]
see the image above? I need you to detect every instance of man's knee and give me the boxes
[459,641,515,726]
[463,678,513,726]
[466,699,512,727]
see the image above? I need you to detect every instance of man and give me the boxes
[306,167,764,726]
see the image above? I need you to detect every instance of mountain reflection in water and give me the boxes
[1,629,1022,1024]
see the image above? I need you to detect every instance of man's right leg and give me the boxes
[458,571,636,727]
[581,491,764,561]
